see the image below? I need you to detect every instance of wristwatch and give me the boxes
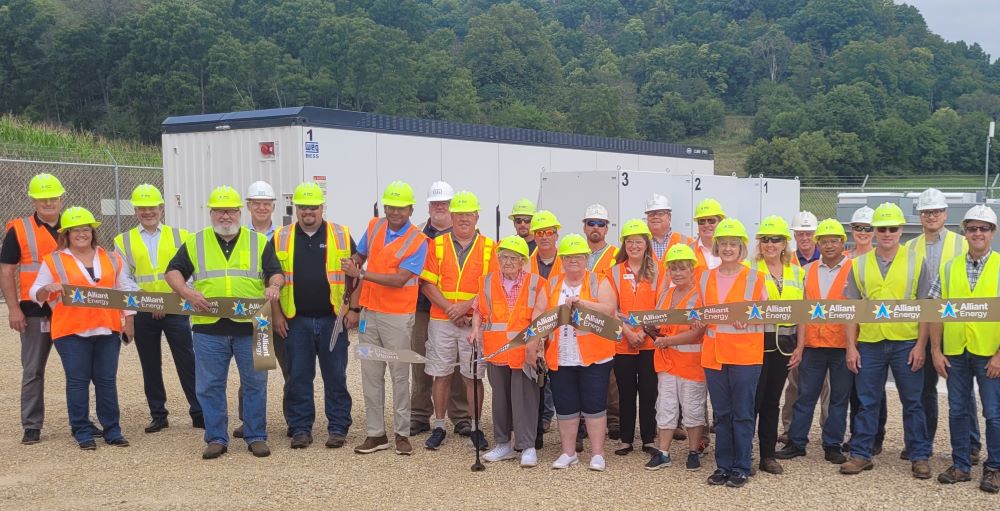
[357,269,366,282]
[349,307,362,313]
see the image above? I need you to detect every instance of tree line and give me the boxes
[1,0,998,177]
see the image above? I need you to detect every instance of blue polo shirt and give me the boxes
[357,220,427,276]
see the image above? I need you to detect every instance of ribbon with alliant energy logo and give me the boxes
[60,285,276,371]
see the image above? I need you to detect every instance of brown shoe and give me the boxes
[912,460,931,479]
[840,457,874,475]
[326,433,346,449]
[248,441,271,458]
[937,466,971,484]
[777,432,790,445]
[202,442,227,460]
[354,435,390,454]
[982,468,1000,493]
[395,434,413,455]
[760,457,784,475]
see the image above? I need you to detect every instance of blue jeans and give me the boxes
[284,316,352,436]
[192,333,268,446]
[851,340,931,461]
[789,348,853,449]
[54,334,123,444]
[945,350,1000,471]
[549,361,613,419]
[706,364,762,476]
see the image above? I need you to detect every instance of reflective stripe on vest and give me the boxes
[941,252,1000,357]
[275,222,351,317]
[7,216,59,301]
[907,229,967,270]
[854,248,922,341]
[19,217,39,270]
[430,233,494,301]
[115,226,184,289]
[188,227,265,324]
[802,258,852,348]
[47,248,122,340]
[483,272,540,334]
[191,229,260,280]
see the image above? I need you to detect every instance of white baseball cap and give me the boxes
[583,204,609,221]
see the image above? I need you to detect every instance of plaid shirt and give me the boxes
[473,270,526,320]
[928,252,990,299]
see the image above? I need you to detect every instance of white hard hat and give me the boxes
[426,181,455,202]
[917,188,948,210]
[790,211,818,231]
[644,193,671,213]
[963,204,998,227]
[851,206,875,225]
[246,181,276,200]
[583,204,609,221]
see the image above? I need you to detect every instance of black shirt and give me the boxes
[166,229,282,336]
[535,253,555,280]
[291,221,358,318]
[0,213,60,317]
[526,238,537,256]
[416,221,452,313]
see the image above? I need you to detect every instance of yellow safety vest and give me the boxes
[187,227,266,325]
[941,252,1000,357]
[751,259,803,328]
[905,229,967,270]
[114,225,189,293]
[854,247,924,342]
[274,222,351,318]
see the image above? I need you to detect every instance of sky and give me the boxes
[901,1,1000,61]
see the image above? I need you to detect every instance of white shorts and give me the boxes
[655,372,707,430]
[424,319,485,379]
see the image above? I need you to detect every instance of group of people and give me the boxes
[3,174,998,494]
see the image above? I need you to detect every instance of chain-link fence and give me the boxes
[798,174,996,220]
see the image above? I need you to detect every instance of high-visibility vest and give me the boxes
[477,271,546,368]
[588,244,618,276]
[802,258,853,348]
[940,252,1000,357]
[906,229,967,270]
[530,250,562,278]
[653,285,705,381]
[608,263,661,354]
[751,259,804,328]
[544,271,614,370]
[113,225,188,293]
[853,247,924,342]
[699,265,766,367]
[652,231,692,264]
[5,215,58,302]
[43,248,123,340]
[420,232,495,320]
[359,218,427,314]
[688,238,709,270]
[274,221,351,318]
[187,227,266,325]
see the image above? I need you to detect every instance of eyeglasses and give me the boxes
[817,238,842,246]
[920,209,946,217]
[647,210,670,217]
[533,229,556,237]
[513,217,532,225]
[498,254,523,263]
[852,225,874,233]
[758,236,785,244]
[875,226,900,233]
[298,205,320,211]
[697,218,718,226]
[429,201,451,209]
[585,220,608,228]
[211,209,240,217]
[624,238,646,246]
[965,225,995,233]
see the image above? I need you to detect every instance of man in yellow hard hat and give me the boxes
[342,181,428,456]
[689,199,725,270]
[1,173,66,445]
[271,182,357,450]
[419,191,494,451]
[165,185,284,460]
[113,184,202,434]
[509,198,537,254]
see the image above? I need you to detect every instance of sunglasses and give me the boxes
[513,218,532,225]
[534,229,557,237]
[758,236,785,244]
[585,220,608,228]
[920,209,946,217]
[852,225,874,233]
[965,225,995,233]
[697,218,718,225]
[876,227,900,233]
[298,205,320,211]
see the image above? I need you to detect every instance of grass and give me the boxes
[0,115,161,166]
[682,116,753,176]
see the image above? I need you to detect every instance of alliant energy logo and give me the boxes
[126,293,166,311]
[754,303,793,322]
[812,302,857,320]
[631,311,673,326]
[700,306,730,322]
[573,309,606,330]
[939,301,988,320]
[70,288,111,306]
[872,302,920,320]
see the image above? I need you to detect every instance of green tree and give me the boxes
[563,84,638,138]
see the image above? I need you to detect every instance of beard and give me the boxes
[213,223,240,236]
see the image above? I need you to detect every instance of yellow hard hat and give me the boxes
[530,210,560,232]
[665,243,697,264]
[131,184,164,207]
[449,191,480,213]
[28,173,66,199]
[871,202,906,227]
[756,215,791,239]
[508,198,536,220]
[694,198,726,219]
[619,218,651,241]
[382,181,416,207]
[58,206,101,232]
[814,218,847,240]
[207,186,242,208]
[713,218,749,244]
[292,182,325,206]
[558,233,591,256]
[497,235,530,258]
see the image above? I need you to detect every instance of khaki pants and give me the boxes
[410,311,470,427]
[360,310,414,438]
[782,366,830,434]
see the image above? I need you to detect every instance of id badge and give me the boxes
[40,319,51,333]
[358,319,367,334]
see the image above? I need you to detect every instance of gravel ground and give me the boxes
[0,308,995,510]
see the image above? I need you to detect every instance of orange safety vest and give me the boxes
[588,244,619,276]
[653,285,705,382]
[802,258,853,348]
[420,232,495,320]
[608,263,661,354]
[359,218,427,314]
[544,271,614,370]
[6,215,58,302]
[530,250,562,278]
[42,248,123,341]
[699,266,766,367]
[652,231,692,264]
[477,271,547,368]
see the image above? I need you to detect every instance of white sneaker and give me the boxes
[482,443,516,462]
[589,454,606,472]
[520,448,538,468]
[551,453,579,469]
